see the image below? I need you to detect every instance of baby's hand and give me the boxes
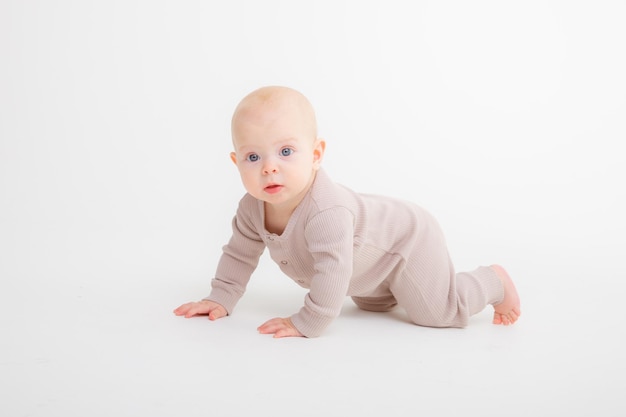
[173,300,227,321]
[257,317,304,338]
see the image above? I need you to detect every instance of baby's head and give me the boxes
[230,86,318,145]
[229,86,325,208]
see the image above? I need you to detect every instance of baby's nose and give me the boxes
[263,162,278,174]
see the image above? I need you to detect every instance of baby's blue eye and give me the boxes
[247,153,260,162]
[280,148,293,156]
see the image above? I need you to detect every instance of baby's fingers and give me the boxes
[257,318,282,334]
[173,302,210,318]
[257,317,303,338]
[173,303,195,316]
[208,305,227,321]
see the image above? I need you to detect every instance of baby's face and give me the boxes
[230,96,324,212]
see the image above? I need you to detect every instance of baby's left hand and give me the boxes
[257,317,304,338]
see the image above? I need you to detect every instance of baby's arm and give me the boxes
[174,198,265,324]
[173,300,227,321]
[260,208,354,338]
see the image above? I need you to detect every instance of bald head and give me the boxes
[231,86,318,145]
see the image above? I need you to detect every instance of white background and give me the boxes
[1,1,625,416]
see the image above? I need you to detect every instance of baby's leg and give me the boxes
[388,211,506,327]
[389,207,520,328]
[490,264,521,325]
[392,260,504,328]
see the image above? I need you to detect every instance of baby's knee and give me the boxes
[351,295,398,312]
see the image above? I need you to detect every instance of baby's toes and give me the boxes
[493,312,503,325]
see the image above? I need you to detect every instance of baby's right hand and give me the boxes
[173,300,227,321]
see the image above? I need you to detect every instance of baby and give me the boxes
[174,86,521,338]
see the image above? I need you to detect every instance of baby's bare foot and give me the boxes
[490,264,521,326]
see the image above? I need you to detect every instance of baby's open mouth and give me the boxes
[264,184,283,193]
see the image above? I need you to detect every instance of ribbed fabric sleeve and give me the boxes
[289,207,354,337]
[202,197,266,314]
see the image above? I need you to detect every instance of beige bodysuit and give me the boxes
[204,169,503,337]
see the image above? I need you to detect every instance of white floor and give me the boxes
[2,2,626,416]
[1,246,625,416]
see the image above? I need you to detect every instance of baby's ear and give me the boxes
[230,152,238,165]
[313,139,326,168]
